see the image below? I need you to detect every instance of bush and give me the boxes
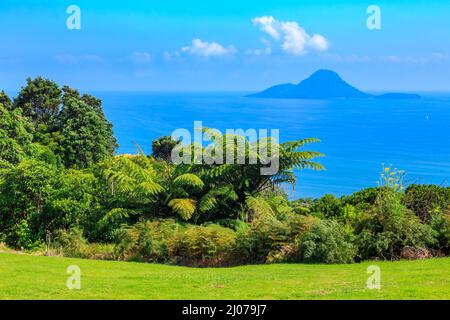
[310,194,343,219]
[236,214,318,264]
[115,219,182,263]
[8,220,44,251]
[297,220,356,264]
[404,184,450,222]
[429,207,450,254]
[342,187,387,210]
[354,189,436,260]
[115,220,236,267]
[52,228,114,260]
[0,159,60,249]
[235,216,290,264]
[174,224,236,267]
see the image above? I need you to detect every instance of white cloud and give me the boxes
[252,16,330,55]
[251,16,280,39]
[132,51,152,63]
[309,34,330,51]
[181,39,236,57]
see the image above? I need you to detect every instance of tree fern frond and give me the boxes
[168,198,197,220]
[100,208,137,223]
[282,138,321,152]
[245,196,274,220]
[173,173,204,190]
[199,195,218,213]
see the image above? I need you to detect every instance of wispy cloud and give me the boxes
[245,47,272,56]
[55,54,103,64]
[245,38,272,56]
[252,16,330,56]
[181,39,236,57]
[132,51,152,63]
[323,52,449,64]
[378,54,449,63]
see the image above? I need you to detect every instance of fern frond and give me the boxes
[173,173,204,190]
[168,198,197,220]
[245,196,274,219]
[100,208,137,223]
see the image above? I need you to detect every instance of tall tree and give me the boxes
[0,159,59,248]
[0,91,12,110]
[13,77,62,125]
[191,131,325,219]
[58,95,116,168]
[152,136,181,162]
[0,104,34,164]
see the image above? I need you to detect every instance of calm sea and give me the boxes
[96,92,450,199]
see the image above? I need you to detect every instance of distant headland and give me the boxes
[247,69,421,100]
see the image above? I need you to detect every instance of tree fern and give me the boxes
[168,198,197,220]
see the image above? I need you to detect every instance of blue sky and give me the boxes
[1,0,449,92]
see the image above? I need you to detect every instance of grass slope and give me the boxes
[1,253,449,300]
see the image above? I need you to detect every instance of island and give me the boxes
[248,69,421,100]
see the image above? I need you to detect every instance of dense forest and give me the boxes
[1,78,449,266]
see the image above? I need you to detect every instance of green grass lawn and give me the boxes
[0,253,449,300]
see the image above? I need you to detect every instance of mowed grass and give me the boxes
[0,253,449,300]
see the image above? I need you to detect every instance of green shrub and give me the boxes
[0,159,59,249]
[8,220,44,251]
[342,187,386,210]
[52,228,114,260]
[404,184,450,222]
[235,216,290,264]
[236,214,318,264]
[290,198,314,215]
[174,224,236,267]
[115,219,183,262]
[429,208,450,254]
[52,228,87,258]
[266,195,295,220]
[310,194,343,219]
[297,220,356,264]
[355,189,436,260]
[116,220,236,266]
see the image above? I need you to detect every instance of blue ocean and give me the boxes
[97,92,450,199]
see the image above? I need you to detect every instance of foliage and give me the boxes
[429,208,450,254]
[13,77,62,125]
[186,131,325,220]
[0,159,59,249]
[57,95,117,168]
[297,219,356,264]
[45,170,101,232]
[404,184,450,222]
[53,228,114,260]
[11,79,117,168]
[0,91,12,109]
[341,187,386,210]
[115,219,236,266]
[310,194,343,218]
[235,213,318,264]
[1,78,450,266]
[103,155,205,221]
[354,189,436,260]
[175,224,236,266]
[152,135,180,162]
[0,104,34,164]
[378,164,405,191]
